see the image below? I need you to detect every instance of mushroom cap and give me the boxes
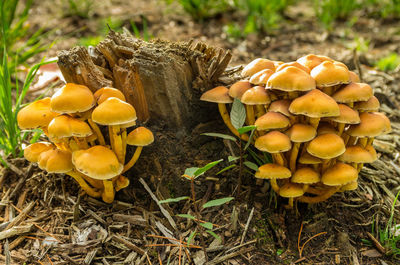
[17,97,58,129]
[275,61,310,73]
[92,97,137,126]
[321,162,358,186]
[311,61,350,87]
[249,69,274,85]
[339,181,358,192]
[347,112,389,137]
[38,149,73,173]
[51,83,95,113]
[338,145,376,163]
[241,86,271,105]
[94,87,126,104]
[255,112,290,131]
[349,71,360,82]
[289,89,340,118]
[297,54,333,70]
[298,152,322,164]
[373,112,392,133]
[268,99,293,117]
[285,123,317,142]
[291,167,320,184]
[279,182,305,198]
[354,96,380,112]
[48,115,92,139]
[72,146,123,180]
[228,81,251,99]
[126,127,154,146]
[317,122,338,135]
[273,61,284,68]
[365,144,377,161]
[201,86,232,104]
[332,83,373,103]
[256,163,291,179]
[241,58,275,77]
[307,133,345,159]
[255,131,291,153]
[333,61,349,70]
[267,66,316,92]
[24,142,54,163]
[328,104,360,124]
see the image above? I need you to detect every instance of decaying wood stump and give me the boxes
[57,31,235,129]
[57,31,239,194]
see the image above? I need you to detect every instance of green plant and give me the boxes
[165,0,230,21]
[0,0,49,72]
[313,0,359,30]
[369,190,400,258]
[160,160,234,262]
[130,16,152,41]
[346,36,370,53]
[375,53,400,72]
[232,0,292,35]
[63,0,94,19]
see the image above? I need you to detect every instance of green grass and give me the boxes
[165,0,230,21]
[375,53,400,72]
[313,0,359,30]
[0,0,49,73]
[63,0,94,19]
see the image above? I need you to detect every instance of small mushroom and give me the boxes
[241,58,275,77]
[123,127,154,174]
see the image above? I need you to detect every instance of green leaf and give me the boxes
[216,164,236,175]
[202,197,234,208]
[238,125,256,134]
[200,222,213,230]
[244,127,256,151]
[176,214,196,220]
[187,231,197,246]
[159,196,189,204]
[228,156,239,162]
[206,230,221,241]
[193,159,223,177]
[230,98,246,129]
[244,161,259,171]
[201,132,236,142]
[184,167,199,177]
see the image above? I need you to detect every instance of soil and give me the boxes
[1,0,400,264]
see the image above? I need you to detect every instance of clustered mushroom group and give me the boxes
[17,83,154,203]
[201,54,391,208]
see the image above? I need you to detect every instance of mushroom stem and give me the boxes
[288,91,299,99]
[337,123,345,136]
[112,125,124,163]
[102,180,115,203]
[67,171,101,198]
[342,132,351,145]
[358,163,364,173]
[288,198,294,209]
[121,129,127,161]
[367,137,374,146]
[272,153,285,167]
[255,105,266,119]
[245,104,255,125]
[109,126,114,149]
[321,159,331,173]
[122,146,143,174]
[289,143,300,173]
[88,119,106,146]
[114,175,130,191]
[69,139,80,151]
[218,103,249,141]
[298,186,340,203]
[347,136,358,146]
[81,174,103,189]
[270,179,280,193]
[358,137,367,147]
[308,117,320,129]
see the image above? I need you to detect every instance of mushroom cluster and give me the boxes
[201,55,391,207]
[18,83,154,203]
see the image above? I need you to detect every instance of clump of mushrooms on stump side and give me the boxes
[18,83,154,203]
[201,55,391,208]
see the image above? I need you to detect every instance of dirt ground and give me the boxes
[1,0,400,264]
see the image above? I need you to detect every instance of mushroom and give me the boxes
[200,86,248,141]
[349,71,360,82]
[298,152,323,171]
[268,99,296,124]
[254,111,290,136]
[123,127,154,174]
[267,66,315,99]
[354,96,380,112]
[332,83,373,108]
[72,145,123,203]
[327,104,360,136]
[338,144,376,172]
[275,61,310,73]
[241,58,275,77]
[23,142,54,163]
[285,123,317,172]
[279,182,305,208]
[339,181,358,192]
[91,97,137,163]
[310,61,351,95]
[255,163,291,193]
[289,89,340,129]
[249,69,274,86]
[94,87,126,104]
[291,167,320,193]
[228,80,252,100]
[296,54,333,70]
[307,133,346,173]
[241,86,271,125]
[299,162,358,203]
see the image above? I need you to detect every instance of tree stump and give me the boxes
[57,31,239,195]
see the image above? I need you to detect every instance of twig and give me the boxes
[366,232,386,254]
[145,243,201,249]
[178,236,182,265]
[353,48,363,82]
[299,232,327,258]
[5,201,35,230]
[240,207,254,245]
[47,255,54,265]
[111,235,145,255]
[139,178,177,230]
[0,225,33,240]
[207,246,256,265]
[4,239,10,265]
